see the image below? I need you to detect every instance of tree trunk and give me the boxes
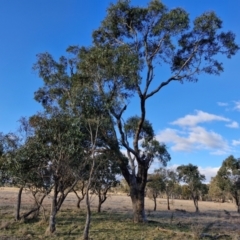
[73,189,85,209]
[97,195,102,213]
[22,193,47,219]
[237,204,240,213]
[83,189,91,240]
[73,181,86,209]
[115,146,149,223]
[233,195,240,213]
[77,198,81,209]
[56,192,66,212]
[153,197,156,211]
[97,190,107,213]
[83,155,95,240]
[49,185,58,233]
[15,186,23,221]
[193,197,199,213]
[130,185,146,223]
[167,195,170,210]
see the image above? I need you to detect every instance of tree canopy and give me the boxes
[215,155,240,212]
[177,164,205,212]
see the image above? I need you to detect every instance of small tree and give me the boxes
[73,180,87,209]
[199,183,209,201]
[147,171,165,211]
[181,185,192,200]
[0,120,52,221]
[216,155,240,212]
[30,112,86,233]
[147,168,178,210]
[209,176,228,202]
[91,153,121,213]
[164,169,178,210]
[177,164,205,212]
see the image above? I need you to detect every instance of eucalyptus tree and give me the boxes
[78,0,239,222]
[147,170,165,211]
[216,155,240,212]
[209,176,228,202]
[177,164,205,212]
[91,152,121,213]
[12,133,52,220]
[147,168,178,211]
[155,168,178,210]
[33,50,124,239]
[29,112,86,233]
[0,121,53,221]
[0,132,24,220]
[33,0,239,223]
[73,180,87,209]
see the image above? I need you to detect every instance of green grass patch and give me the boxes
[0,206,237,240]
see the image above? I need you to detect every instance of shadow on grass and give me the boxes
[0,206,239,240]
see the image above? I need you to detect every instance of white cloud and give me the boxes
[226,121,239,128]
[210,150,228,155]
[157,126,229,154]
[217,102,228,107]
[171,110,230,127]
[198,166,220,183]
[156,128,192,151]
[234,101,240,111]
[232,139,240,146]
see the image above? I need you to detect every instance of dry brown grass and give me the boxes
[0,188,240,239]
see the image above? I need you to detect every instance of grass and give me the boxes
[0,191,240,239]
[0,206,239,240]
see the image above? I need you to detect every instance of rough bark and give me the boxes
[130,182,146,223]
[15,186,23,221]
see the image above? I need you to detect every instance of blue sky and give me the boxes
[1,0,240,181]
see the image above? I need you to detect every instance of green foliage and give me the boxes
[147,171,165,199]
[91,152,121,196]
[141,140,171,167]
[208,176,227,201]
[181,185,192,200]
[32,0,239,222]
[215,155,240,210]
[94,0,239,83]
[0,129,44,189]
[124,116,154,141]
[177,164,205,205]
[29,112,86,181]
[119,178,130,193]
[177,164,205,188]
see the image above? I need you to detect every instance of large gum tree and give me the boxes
[34,0,239,223]
[78,0,239,222]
